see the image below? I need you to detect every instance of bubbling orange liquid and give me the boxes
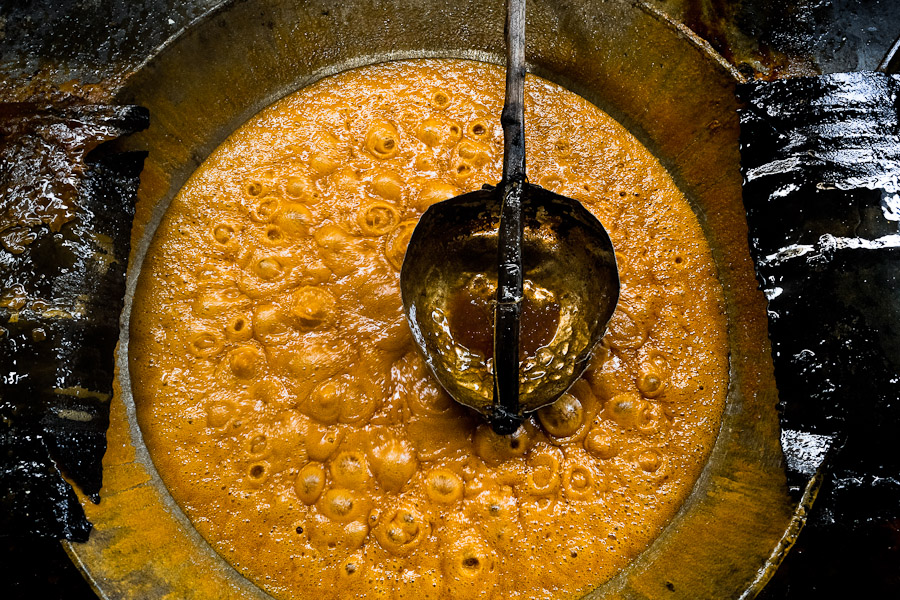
[130,59,729,600]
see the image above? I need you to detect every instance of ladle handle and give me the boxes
[492,0,527,435]
[502,0,526,183]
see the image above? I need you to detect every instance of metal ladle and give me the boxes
[400,0,620,434]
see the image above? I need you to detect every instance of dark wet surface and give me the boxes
[649,0,900,77]
[739,72,900,596]
[0,104,147,545]
[0,0,220,101]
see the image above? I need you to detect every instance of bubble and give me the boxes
[224,313,253,341]
[604,392,643,429]
[442,533,498,599]
[307,426,343,462]
[467,119,491,140]
[205,399,234,428]
[636,401,664,435]
[584,429,618,459]
[211,222,241,254]
[524,448,563,496]
[452,160,475,181]
[459,140,491,166]
[187,330,223,358]
[248,197,280,223]
[562,464,593,500]
[414,153,436,172]
[365,120,400,160]
[260,224,285,245]
[473,423,531,466]
[306,378,345,425]
[538,393,584,438]
[252,256,284,280]
[605,392,660,434]
[413,181,460,212]
[229,345,262,379]
[637,371,664,397]
[384,220,417,271]
[637,350,671,399]
[415,117,462,148]
[553,137,572,158]
[638,448,662,472]
[242,179,266,198]
[290,286,337,329]
[373,504,428,556]
[430,89,451,109]
[357,201,400,236]
[425,469,464,504]
[308,131,343,176]
[338,386,378,425]
[306,512,370,553]
[539,174,564,191]
[368,438,418,493]
[283,174,321,203]
[336,552,367,586]
[330,451,370,490]
[213,224,233,244]
[370,169,404,202]
[310,221,343,248]
[605,305,650,351]
[247,461,268,482]
[401,356,457,417]
[247,433,268,456]
[249,378,288,407]
[252,304,290,345]
[319,488,362,522]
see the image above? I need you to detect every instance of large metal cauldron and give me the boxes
[65,1,796,598]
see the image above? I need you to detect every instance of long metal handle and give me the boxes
[501,0,526,183]
[492,0,526,435]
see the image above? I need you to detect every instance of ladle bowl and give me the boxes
[400,183,619,423]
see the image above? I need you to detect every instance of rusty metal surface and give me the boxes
[2,0,899,104]
[0,0,221,102]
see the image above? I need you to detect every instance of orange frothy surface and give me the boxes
[130,59,728,600]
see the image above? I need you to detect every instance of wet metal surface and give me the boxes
[739,72,900,595]
[0,104,148,539]
[648,0,900,78]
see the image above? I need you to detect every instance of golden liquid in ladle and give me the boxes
[447,281,560,361]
